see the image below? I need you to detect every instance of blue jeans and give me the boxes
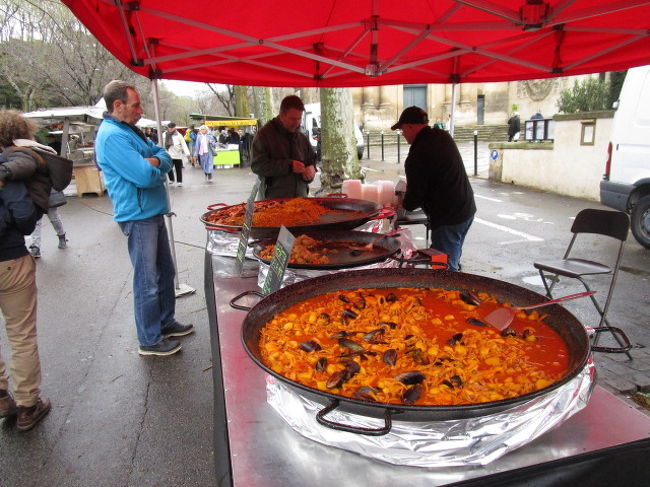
[429,216,474,272]
[118,216,176,346]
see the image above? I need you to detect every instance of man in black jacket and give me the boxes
[251,95,316,199]
[392,106,476,271]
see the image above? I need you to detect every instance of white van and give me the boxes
[600,65,650,248]
[303,103,365,160]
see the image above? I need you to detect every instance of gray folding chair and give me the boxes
[533,208,633,359]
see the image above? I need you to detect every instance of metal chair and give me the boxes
[533,208,633,359]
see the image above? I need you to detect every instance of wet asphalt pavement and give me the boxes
[1,143,648,486]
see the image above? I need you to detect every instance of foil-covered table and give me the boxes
[205,253,650,487]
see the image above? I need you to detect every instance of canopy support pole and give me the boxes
[151,78,195,298]
[450,82,457,138]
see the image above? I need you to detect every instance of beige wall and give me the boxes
[490,113,613,200]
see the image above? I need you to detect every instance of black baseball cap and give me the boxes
[167,122,176,128]
[391,106,429,130]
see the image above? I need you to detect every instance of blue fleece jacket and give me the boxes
[95,118,172,222]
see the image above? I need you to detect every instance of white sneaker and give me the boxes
[177,182,183,187]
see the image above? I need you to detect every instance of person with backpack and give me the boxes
[0,110,52,432]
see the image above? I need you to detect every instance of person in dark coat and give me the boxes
[392,106,476,271]
[251,95,316,199]
[507,112,521,142]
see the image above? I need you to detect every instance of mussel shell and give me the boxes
[402,384,422,404]
[395,370,426,385]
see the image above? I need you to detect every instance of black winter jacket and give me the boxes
[251,117,316,199]
[403,126,476,228]
[0,155,38,262]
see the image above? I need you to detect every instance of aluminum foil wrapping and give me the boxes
[256,229,419,288]
[266,358,596,468]
[207,229,256,258]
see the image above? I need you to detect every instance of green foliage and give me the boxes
[556,77,617,113]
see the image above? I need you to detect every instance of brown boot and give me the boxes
[17,397,51,432]
[0,389,17,418]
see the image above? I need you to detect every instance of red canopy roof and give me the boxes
[63,0,650,87]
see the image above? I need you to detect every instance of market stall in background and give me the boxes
[189,113,257,168]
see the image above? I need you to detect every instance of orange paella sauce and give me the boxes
[259,287,570,406]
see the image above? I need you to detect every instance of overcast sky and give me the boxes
[160,80,210,98]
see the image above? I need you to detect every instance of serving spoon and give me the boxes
[484,291,596,331]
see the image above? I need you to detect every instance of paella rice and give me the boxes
[259,287,570,406]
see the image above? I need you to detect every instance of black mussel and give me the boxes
[363,328,385,343]
[450,375,463,387]
[340,350,376,359]
[467,317,490,327]
[316,313,330,326]
[338,294,350,303]
[402,384,422,404]
[338,337,364,351]
[341,359,361,379]
[404,334,415,340]
[378,321,398,329]
[353,295,366,310]
[315,357,328,372]
[442,379,454,389]
[395,370,426,385]
[326,370,347,389]
[406,348,430,365]
[349,249,363,257]
[416,297,423,305]
[501,327,517,337]
[299,340,321,352]
[522,328,535,340]
[460,290,481,306]
[341,308,359,324]
[385,292,398,302]
[383,349,398,366]
[353,386,379,402]
[330,330,348,339]
[446,333,464,345]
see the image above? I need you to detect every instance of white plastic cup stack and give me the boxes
[376,180,396,206]
[341,179,362,199]
[361,183,379,203]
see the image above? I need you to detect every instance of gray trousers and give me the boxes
[30,207,65,248]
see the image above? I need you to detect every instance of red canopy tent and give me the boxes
[63,0,650,87]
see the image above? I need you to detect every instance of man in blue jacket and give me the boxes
[95,80,193,356]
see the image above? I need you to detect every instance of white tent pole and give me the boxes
[150,78,195,298]
[450,82,457,138]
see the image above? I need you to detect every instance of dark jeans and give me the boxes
[429,216,474,271]
[167,159,183,183]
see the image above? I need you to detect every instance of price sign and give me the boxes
[262,226,295,295]
[234,181,260,274]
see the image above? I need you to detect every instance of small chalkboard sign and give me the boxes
[262,226,296,295]
[234,181,260,274]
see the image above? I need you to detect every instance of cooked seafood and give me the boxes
[259,287,570,407]
[258,234,382,265]
[205,198,351,227]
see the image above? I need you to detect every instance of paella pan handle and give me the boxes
[205,224,239,232]
[206,202,228,210]
[389,253,449,270]
[316,399,392,436]
[590,326,633,353]
[229,290,264,311]
[369,207,396,220]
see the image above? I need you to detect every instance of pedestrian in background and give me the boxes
[29,190,68,258]
[0,111,51,432]
[95,80,194,357]
[392,106,476,272]
[194,125,215,182]
[162,122,190,187]
[507,112,521,142]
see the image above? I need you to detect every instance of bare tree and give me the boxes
[207,83,234,115]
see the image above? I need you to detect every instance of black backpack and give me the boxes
[11,146,73,191]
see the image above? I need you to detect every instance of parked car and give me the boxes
[303,103,365,161]
[600,65,650,248]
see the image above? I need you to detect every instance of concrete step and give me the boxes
[362,124,509,145]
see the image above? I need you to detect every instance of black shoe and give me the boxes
[29,245,41,258]
[138,338,181,356]
[161,322,195,339]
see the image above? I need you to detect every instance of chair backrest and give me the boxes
[570,209,630,242]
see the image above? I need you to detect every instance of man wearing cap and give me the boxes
[392,106,476,271]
